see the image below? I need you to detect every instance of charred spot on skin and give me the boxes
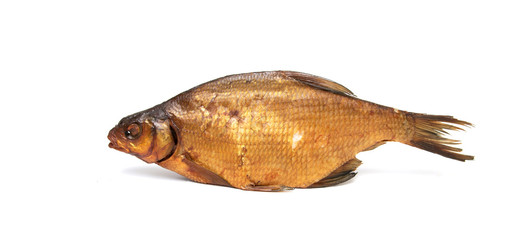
[206,103,218,115]
[186,146,200,160]
[253,93,264,101]
[246,175,261,186]
[225,110,244,129]
[230,110,245,122]
[228,110,240,118]
[265,171,279,181]
[238,146,247,167]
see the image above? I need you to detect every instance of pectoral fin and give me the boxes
[181,157,231,187]
[157,153,231,187]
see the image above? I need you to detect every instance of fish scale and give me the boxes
[108,71,473,191]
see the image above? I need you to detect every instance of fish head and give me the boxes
[108,111,177,163]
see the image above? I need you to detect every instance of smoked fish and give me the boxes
[107,71,473,191]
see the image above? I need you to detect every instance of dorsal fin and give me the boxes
[280,71,356,97]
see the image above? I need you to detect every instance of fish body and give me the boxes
[108,71,473,191]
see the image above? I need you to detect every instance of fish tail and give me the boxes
[406,113,474,161]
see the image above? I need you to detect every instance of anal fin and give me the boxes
[242,185,294,192]
[308,158,362,188]
[363,141,387,151]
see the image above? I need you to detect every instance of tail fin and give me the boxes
[408,114,474,161]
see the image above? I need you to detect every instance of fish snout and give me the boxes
[107,127,123,151]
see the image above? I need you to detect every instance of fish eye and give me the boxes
[125,123,142,140]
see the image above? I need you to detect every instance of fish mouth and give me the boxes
[108,140,121,150]
[108,128,128,153]
[108,140,130,153]
[108,141,119,150]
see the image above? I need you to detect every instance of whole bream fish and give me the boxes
[108,71,473,191]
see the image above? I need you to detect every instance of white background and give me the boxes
[1,1,505,239]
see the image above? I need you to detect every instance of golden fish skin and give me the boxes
[108,71,473,191]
